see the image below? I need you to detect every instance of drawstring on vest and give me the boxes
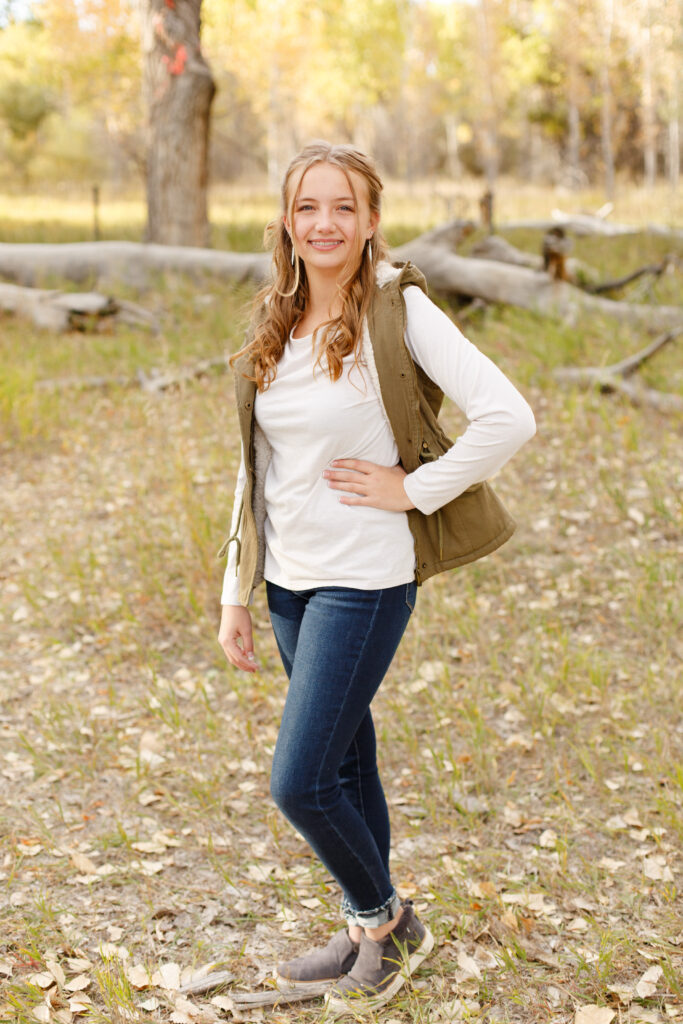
[217,493,244,574]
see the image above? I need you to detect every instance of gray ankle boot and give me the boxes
[324,901,434,1014]
[276,928,360,990]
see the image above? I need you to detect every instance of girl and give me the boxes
[218,141,535,1015]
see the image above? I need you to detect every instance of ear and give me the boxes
[283,214,291,236]
[367,210,380,239]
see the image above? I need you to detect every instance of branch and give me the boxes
[36,355,229,393]
[554,330,683,412]
[587,260,669,295]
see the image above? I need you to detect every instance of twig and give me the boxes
[178,970,329,1004]
[554,329,683,412]
[587,261,667,295]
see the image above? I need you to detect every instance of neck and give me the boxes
[304,267,343,321]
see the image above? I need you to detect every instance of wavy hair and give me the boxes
[233,141,390,390]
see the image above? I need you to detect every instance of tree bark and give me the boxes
[141,0,216,246]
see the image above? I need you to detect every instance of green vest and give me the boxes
[220,262,515,604]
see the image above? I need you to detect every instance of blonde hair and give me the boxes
[234,141,389,390]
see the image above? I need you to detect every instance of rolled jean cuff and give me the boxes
[341,891,401,928]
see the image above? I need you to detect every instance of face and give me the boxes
[284,162,378,278]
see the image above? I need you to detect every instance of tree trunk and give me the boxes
[141,0,216,246]
[640,0,656,188]
[600,0,615,200]
[476,0,499,188]
[666,6,680,193]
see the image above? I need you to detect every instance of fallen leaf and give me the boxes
[65,959,92,973]
[32,1005,51,1023]
[99,943,129,960]
[456,950,482,980]
[643,857,674,882]
[575,1006,615,1024]
[599,858,626,873]
[0,960,12,977]
[539,829,558,849]
[299,898,322,909]
[139,997,161,1011]
[568,917,589,932]
[68,994,91,1015]
[64,976,90,993]
[153,962,181,990]
[70,853,97,875]
[45,961,66,987]
[211,996,234,1011]
[126,964,152,989]
[636,965,663,999]
[29,973,56,990]
[607,984,634,1005]
[138,791,162,806]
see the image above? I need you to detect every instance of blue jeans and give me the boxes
[266,580,417,928]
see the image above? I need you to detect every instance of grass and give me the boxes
[0,192,682,1023]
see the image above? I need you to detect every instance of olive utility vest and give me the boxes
[220,262,516,605]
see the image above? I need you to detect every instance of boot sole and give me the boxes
[323,926,435,1015]
[275,975,338,994]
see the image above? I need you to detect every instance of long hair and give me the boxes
[233,141,390,391]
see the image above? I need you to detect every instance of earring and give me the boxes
[291,243,295,267]
[368,239,373,262]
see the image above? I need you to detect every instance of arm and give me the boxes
[217,451,258,672]
[401,286,536,515]
[324,286,535,513]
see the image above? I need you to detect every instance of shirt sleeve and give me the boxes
[220,448,247,605]
[401,286,536,516]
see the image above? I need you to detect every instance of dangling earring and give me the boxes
[368,239,373,262]
[291,243,296,267]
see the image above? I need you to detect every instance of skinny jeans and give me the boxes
[266,579,417,928]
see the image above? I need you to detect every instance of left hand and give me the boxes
[323,459,415,512]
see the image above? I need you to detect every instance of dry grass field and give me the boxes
[0,188,681,1024]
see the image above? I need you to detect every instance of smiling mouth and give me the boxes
[309,240,343,249]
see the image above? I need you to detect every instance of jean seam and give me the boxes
[313,589,391,912]
[350,735,366,825]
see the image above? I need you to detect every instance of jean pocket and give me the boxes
[405,581,417,612]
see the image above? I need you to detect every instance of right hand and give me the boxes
[218,604,258,672]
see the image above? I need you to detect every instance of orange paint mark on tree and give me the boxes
[165,0,175,7]
[162,43,187,75]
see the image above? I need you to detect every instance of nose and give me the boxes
[315,207,334,232]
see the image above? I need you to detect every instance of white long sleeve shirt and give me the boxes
[221,284,535,605]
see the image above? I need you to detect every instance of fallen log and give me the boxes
[0,240,270,288]
[502,211,683,239]
[391,240,682,331]
[469,234,672,296]
[1,235,679,333]
[0,281,158,332]
[554,329,683,412]
[36,355,229,392]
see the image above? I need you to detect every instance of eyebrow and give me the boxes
[296,196,355,202]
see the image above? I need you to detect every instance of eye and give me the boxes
[339,205,355,213]
[297,203,315,212]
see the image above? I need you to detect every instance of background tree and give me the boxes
[141,0,215,246]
